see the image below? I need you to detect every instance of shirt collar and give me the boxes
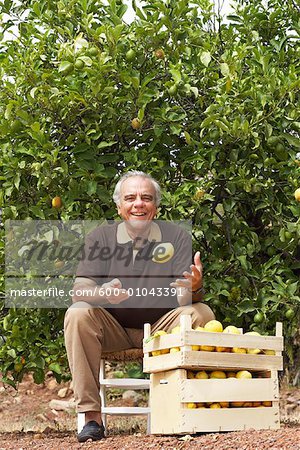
[117,221,162,244]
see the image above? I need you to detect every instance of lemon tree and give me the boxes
[0,0,299,385]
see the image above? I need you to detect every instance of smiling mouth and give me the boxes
[131,212,147,217]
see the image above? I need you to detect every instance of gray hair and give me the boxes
[113,171,161,207]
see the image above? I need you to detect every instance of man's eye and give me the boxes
[142,196,153,202]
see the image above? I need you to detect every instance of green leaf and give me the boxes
[282,133,300,148]
[87,180,97,196]
[200,51,211,67]
[7,349,16,358]
[111,24,124,42]
[33,368,45,384]
[35,356,45,369]
[237,255,249,270]
[132,0,146,20]
[237,300,256,315]
[97,141,117,149]
[29,206,45,219]
[79,56,93,67]
[49,362,62,374]
[14,173,20,190]
[170,67,181,84]
[190,87,199,98]
[220,63,230,77]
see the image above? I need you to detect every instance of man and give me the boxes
[64,171,214,442]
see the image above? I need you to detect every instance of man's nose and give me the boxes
[133,196,144,206]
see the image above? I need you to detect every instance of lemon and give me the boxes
[247,348,261,354]
[285,308,295,320]
[223,325,241,334]
[236,370,252,379]
[226,371,236,378]
[52,196,62,209]
[151,350,161,356]
[244,331,261,354]
[195,370,209,379]
[210,370,226,379]
[125,49,136,62]
[204,320,223,333]
[220,402,229,408]
[231,401,244,407]
[294,188,300,202]
[197,326,215,350]
[216,346,228,352]
[186,402,197,409]
[170,326,181,334]
[160,348,170,354]
[232,347,247,354]
[75,58,85,69]
[155,48,165,59]
[170,347,180,353]
[200,345,215,352]
[131,117,141,130]
[14,363,23,373]
[262,401,272,407]
[191,345,200,351]
[244,331,261,336]
[153,330,167,338]
[89,46,98,56]
[210,403,221,409]
[264,349,276,355]
[254,312,264,324]
[194,188,206,200]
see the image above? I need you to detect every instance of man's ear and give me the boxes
[117,204,121,215]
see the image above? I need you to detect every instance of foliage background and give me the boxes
[0,0,299,386]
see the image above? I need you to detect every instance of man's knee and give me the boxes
[64,302,101,331]
[178,302,215,327]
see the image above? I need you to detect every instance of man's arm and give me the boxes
[170,251,204,305]
[72,277,129,305]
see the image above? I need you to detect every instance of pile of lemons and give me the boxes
[184,366,272,409]
[149,319,275,356]
[185,400,272,409]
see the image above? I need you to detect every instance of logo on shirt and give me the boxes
[152,243,174,264]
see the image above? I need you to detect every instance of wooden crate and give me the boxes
[143,315,283,434]
[150,368,280,434]
[143,316,283,373]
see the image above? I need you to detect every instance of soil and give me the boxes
[0,373,300,449]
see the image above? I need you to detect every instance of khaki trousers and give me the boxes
[64,302,215,413]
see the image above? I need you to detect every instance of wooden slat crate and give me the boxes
[143,315,283,434]
[150,368,280,434]
[143,316,283,373]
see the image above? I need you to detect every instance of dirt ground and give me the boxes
[0,373,300,449]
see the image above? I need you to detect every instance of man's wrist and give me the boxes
[188,286,205,295]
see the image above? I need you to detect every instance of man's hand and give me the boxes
[170,251,203,291]
[100,278,129,304]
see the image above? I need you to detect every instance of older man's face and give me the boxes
[117,177,157,224]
